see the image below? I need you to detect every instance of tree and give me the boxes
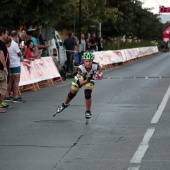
[0,0,68,29]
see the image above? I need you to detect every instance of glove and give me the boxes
[83,73,87,80]
[87,76,95,84]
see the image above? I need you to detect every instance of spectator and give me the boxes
[0,27,9,112]
[3,36,13,102]
[76,33,86,64]
[98,37,104,51]
[25,40,42,60]
[85,37,91,51]
[20,29,27,39]
[89,33,98,52]
[63,32,76,73]
[27,31,38,51]
[4,36,11,82]
[18,31,27,58]
[19,29,27,44]
[7,30,23,103]
[32,28,49,57]
[80,33,86,54]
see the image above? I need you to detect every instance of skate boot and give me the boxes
[85,111,92,124]
[85,111,92,119]
[53,103,68,117]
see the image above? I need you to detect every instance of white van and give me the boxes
[41,27,67,67]
[48,31,67,67]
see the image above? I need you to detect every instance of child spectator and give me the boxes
[25,40,42,60]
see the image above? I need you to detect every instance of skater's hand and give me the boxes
[83,73,87,80]
[87,77,95,84]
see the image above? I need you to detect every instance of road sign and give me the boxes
[159,6,170,13]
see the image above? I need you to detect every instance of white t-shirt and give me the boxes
[8,40,21,68]
[81,39,86,52]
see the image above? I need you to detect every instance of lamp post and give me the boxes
[78,0,81,44]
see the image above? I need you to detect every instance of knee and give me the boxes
[68,91,76,99]
[84,89,92,99]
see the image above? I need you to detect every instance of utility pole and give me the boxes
[78,0,81,45]
[99,22,101,37]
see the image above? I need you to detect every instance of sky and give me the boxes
[140,0,170,22]
[141,0,170,14]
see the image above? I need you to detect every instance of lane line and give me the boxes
[151,85,170,124]
[128,166,140,170]
[130,128,155,164]
[129,84,170,169]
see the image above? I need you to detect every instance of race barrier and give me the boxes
[93,46,159,69]
[18,46,159,92]
[19,57,62,92]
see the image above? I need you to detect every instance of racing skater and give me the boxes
[54,51,102,119]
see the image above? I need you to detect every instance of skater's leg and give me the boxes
[54,87,79,115]
[84,88,92,119]
[84,89,92,111]
[64,89,78,105]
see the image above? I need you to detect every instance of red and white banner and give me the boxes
[93,46,159,67]
[19,57,61,86]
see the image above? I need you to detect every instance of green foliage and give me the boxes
[0,0,167,43]
[104,39,158,51]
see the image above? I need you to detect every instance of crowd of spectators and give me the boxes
[160,41,170,52]
[63,32,104,73]
[0,27,49,113]
[0,26,104,113]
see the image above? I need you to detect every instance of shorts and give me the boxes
[9,66,21,75]
[0,78,7,96]
[71,82,95,91]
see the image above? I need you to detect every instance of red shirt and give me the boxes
[26,48,33,58]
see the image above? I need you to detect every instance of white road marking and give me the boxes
[151,85,170,124]
[130,128,155,164]
[128,166,140,170]
[129,84,170,169]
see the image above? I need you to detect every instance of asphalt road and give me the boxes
[0,52,170,170]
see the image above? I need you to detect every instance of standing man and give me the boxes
[89,33,98,52]
[0,27,9,112]
[32,28,49,57]
[63,32,76,73]
[7,30,23,102]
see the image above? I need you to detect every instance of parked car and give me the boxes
[47,31,67,67]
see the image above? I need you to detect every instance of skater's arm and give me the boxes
[79,79,88,86]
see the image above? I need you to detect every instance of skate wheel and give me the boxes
[53,111,58,117]
[85,119,89,125]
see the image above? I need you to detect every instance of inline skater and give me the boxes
[53,51,102,120]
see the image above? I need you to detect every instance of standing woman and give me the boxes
[7,30,23,102]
